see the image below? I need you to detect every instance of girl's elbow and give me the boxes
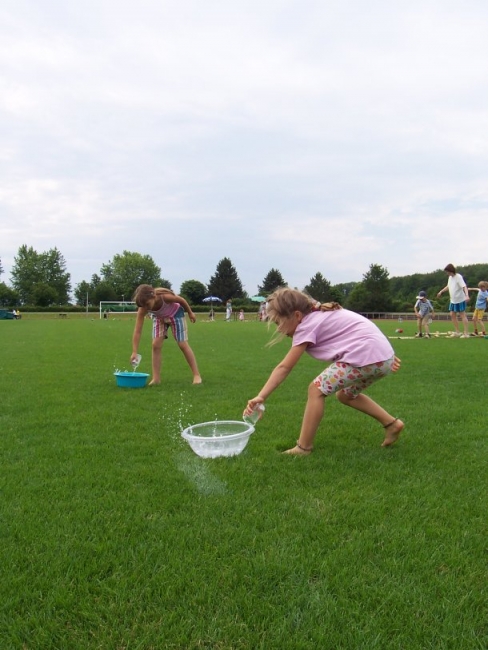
[277,363,294,376]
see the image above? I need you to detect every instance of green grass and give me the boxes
[0,317,486,649]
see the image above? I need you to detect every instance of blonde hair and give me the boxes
[479,281,488,290]
[132,284,174,308]
[266,287,342,344]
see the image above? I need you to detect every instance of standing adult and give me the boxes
[258,302,266,321]
[225,299,232,322]
[436,263,470,337]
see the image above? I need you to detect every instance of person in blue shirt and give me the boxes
[414,291,434,338]
[467,281,488,336]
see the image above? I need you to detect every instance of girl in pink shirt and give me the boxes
[131,285,201,386]
[244,287,403,455]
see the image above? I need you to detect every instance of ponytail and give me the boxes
[318,302,342,312]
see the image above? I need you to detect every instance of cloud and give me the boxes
[1,0,487,296]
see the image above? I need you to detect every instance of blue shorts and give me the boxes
[152,306,188,342]
[449,301,467,313]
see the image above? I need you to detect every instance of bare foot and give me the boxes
[282,445,312,456]
[192,376,202,385]
[382,418,404,447]
[148,379,161,386]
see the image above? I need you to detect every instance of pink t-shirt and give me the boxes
[292,309,394,366]
[149,297,180,320]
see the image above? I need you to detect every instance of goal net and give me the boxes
[99,301,138,318]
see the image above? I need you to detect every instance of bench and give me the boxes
[58,313,67,319]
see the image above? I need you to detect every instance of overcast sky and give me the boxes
[1,0,487,297]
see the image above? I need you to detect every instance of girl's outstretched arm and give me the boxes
[162,292,197,322]
[245,343,308,414]
[131,309,147,362]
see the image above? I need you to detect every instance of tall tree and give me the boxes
[10,245,41,303]
[11,245,71,305]
[207,258,244,300]
[91,274,102,287]
[0,257,4,278]
[304,272,334,303]
[100,251,166,299]
[180,280,207,305]
[73,281,91,306]
[347,263,393,312]
[345,283,373,312]
[92,282,118,304]
[362,263,394,311]
[31,283,59,307]
[40,247,71,304]
[258,268,287,295]
[333,282,357,302]
[0,283,18,307]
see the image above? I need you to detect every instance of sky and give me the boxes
[1,0,488,298]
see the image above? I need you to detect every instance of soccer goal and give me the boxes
[99,301,138,319]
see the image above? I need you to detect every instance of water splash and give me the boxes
[157,392,191,447]
[175,453,228,496]
[157,395,228,495]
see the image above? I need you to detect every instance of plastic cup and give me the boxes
[131,354,142,370]
[243,403,265,425]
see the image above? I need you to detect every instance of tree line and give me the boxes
[0,245,487,312]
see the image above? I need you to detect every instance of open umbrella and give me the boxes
[203,296,221,321]
[250,295,266,303]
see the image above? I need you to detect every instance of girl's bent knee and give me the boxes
[308,382,324,398]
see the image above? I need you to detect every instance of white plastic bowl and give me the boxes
[181,420,255,458]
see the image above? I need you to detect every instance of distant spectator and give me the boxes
[467,281,488,337]
[414,291,434,338]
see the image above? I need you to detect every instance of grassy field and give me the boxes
[0,316,486,649]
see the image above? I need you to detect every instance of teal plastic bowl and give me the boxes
[114,371,149,388]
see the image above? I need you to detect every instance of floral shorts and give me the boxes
[313,356,395,399]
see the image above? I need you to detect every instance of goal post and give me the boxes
[99,301,138,318]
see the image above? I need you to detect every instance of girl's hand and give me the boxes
[188,310,196,323]
[243,397,264,417]
[130,352,139,364]
[392,356,401,372]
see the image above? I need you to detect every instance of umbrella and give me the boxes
[203,296,222,304]
[250,295,266,303]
